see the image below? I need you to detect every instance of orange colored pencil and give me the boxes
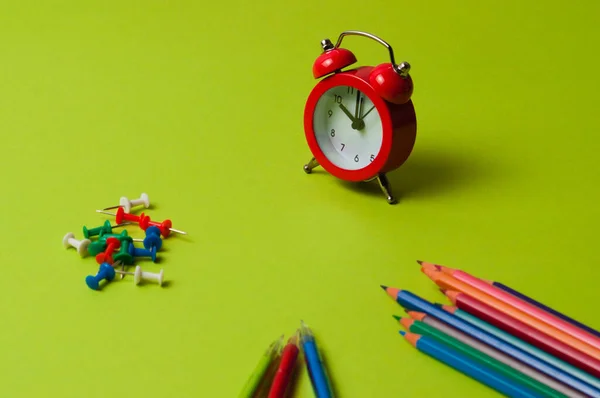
[421,267,600,361]
[426,262,600,351]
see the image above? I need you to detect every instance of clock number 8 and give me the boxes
[330,129,335,137]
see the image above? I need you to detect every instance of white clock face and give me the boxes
[313,85,383,170]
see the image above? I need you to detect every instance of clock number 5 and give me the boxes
[370,154,375,162]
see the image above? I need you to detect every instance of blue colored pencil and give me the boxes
[488,280,600,339]
[382,286,600,397]
[400,331,544,398]
[299,321,334,398]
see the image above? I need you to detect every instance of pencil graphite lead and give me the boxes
[392,315,401,321]
[416,260,423,265]
[380,285,388,290]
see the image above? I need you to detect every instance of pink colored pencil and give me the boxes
[419,261,600,352]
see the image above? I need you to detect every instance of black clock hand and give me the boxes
[339,103,358,123]
[358,96,364,118]
[354,90,360,119]
[360,105,375,120]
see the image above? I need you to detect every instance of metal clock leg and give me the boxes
[303,157,320,174]
[376,173,397,204]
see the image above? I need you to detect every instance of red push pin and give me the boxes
[96,237,121,265]
[96,207,186,238]
[139,217,174,238]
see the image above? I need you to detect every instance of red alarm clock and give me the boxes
[303,30,417,204]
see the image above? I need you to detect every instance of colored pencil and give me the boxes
[381,286,600,397]
[238,336,284,398]
[421,261,600,339]
[299,321,334,398]
[406,311,585,398]
[420,268,600,361]
[482,279,600,339]
[445,290,600,380]
[439,304,600,391]
[399,331,544,398]
[429,263,600,352]
[268,333,300,398]
[396,316,568,398]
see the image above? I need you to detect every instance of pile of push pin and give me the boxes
[62,193,187,290]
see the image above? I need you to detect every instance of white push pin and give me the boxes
[103,193,150,213]
[63,232,91,257]
[116,265,164,286]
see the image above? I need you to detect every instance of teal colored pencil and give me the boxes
[441,304,600,391]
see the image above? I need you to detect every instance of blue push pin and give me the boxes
[128,243,157,262]
[143,226,163,251]
[85,263,116,290]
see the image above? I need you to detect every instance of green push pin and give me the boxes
[113,237,135,266]
[88,240,107,256]
[83,221,130,239]
[99,229,129,240]
[99,229,143,243]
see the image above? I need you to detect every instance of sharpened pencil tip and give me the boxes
[392,315,401,321]
[416,260,423,265]
[399,330,406,336]
[380,285,388,291]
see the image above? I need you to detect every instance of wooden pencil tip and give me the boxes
[416,260,423,265]
[380,285,388,290]
[392,315,401,321]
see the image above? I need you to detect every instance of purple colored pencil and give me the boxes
[489,280,600,338]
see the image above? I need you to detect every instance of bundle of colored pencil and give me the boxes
[382,261,600,398]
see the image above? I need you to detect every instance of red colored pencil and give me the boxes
[267,333,299,398]
[446,290,600,379]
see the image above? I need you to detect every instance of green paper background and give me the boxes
[1,1,599,397]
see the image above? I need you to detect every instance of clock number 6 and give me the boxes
[354,154,359,162]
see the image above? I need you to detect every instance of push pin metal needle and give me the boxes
[112,260,127,280]
[103,193,150,213]
[95,208,187,236]
[116,265,164,286]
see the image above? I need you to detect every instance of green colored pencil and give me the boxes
[439,304,600,391]
[238,335,283,398]
[395,316,567,398]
